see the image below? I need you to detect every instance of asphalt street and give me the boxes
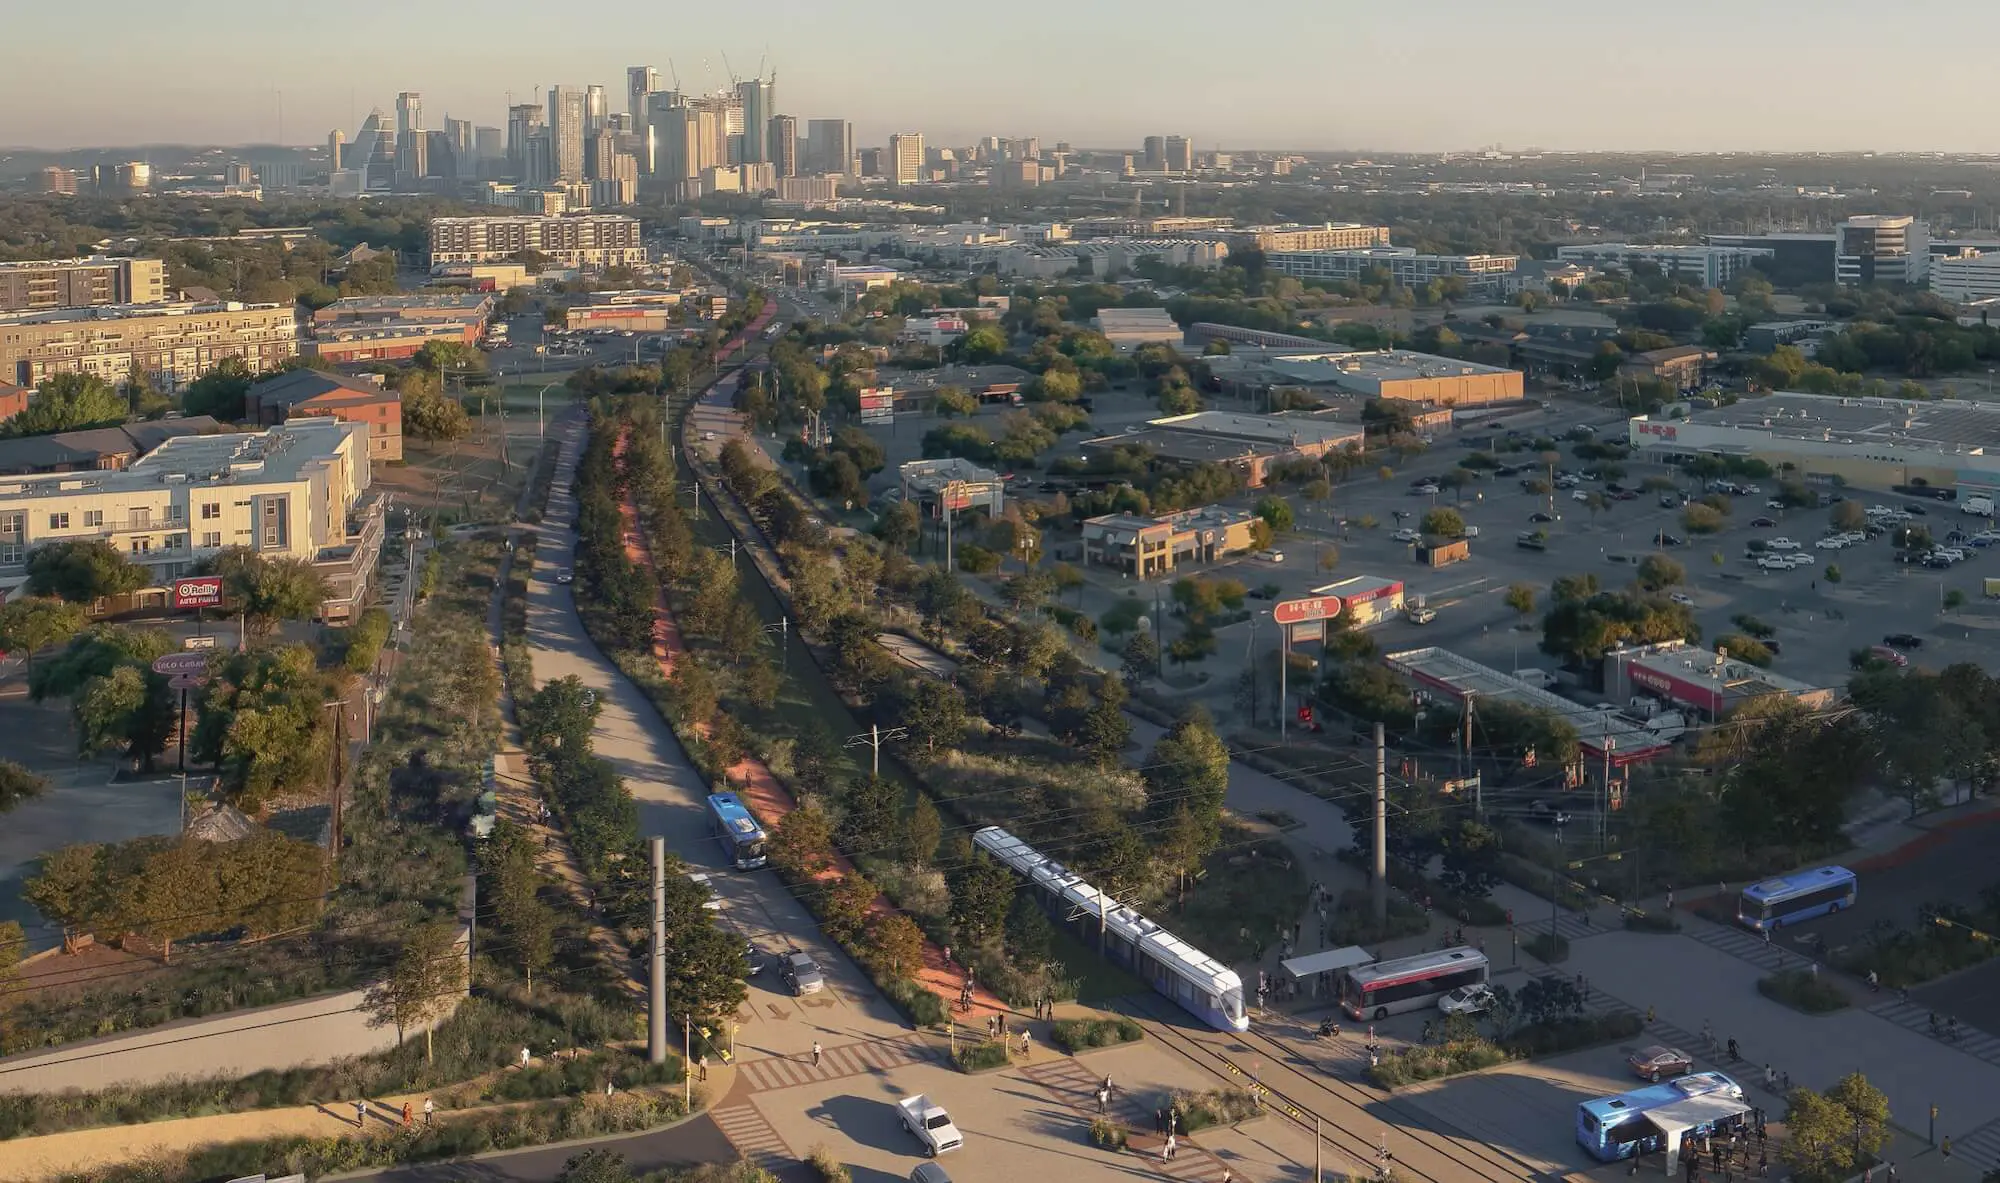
[330,1113,739,1183]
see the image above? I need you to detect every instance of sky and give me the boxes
[10,0,2000,153]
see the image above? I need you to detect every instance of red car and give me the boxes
[1628,1044,1693,1082]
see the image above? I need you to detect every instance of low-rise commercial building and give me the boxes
[245,370,402,462]
[1618,345,1716,392]
[897,458,1003,516]
[1081,410,1365,488]
[1306,575,1406,632]
[0,381,28,423]
[0,301,299,391]
[1383,646,1672,768]
[1602,641,1834,720]
[1260,349,1524,407]
[996,238,1227,280]
[899,316,969,347]
[305,318,479,366]
[1264,247,1519,299]
[430,263,534,291]
[0,257,168,313]
[1091,307,1184,351]
[1743,320,1836,354]
[1929,250,2000,303]
[313,292,495,326]
[0,417,381,620]
[427,214,645,270]
[1836,215,1928,286]
[1627,393,2000,495]
[1554,243,1772,289]
[1081,506,1258,578]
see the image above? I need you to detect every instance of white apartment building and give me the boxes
[1930,250,2000,303]
[427,214,646,270]
[0,418,382,619]
[1835,215,1929,286]
[1554,243,1773,289]
[1263,247,1519,299]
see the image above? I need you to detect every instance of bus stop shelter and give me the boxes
[1279,946,1374,1003]
[1645,1092,1754,1173]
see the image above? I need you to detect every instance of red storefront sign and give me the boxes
[1273,596,1342,626]
[1626,660,1724,716]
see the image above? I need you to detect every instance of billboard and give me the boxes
[858,388,895,425]
[172,576,225,610]
[151,652,213,677]
[1273,596,1342,626]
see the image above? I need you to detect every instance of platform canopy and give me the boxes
[1279,946,1375,980]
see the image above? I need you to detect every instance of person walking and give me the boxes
[1164,1133,1177,1161]
[1942,1135,1952,1160]
[698,1053,709,1082]
[986,1014,997,1039]
[1018,1030,1032,1059]
[1096,1086,1108,1115]
[811,1040,822,1068]
[1763,1064,1775,1090]
[401,1100,413,1128]
[353,1099,369,1129]
[520,1046,531,1070]
[1155,1108,1166,1135]
[1885,1162,1898,1182]
[423,1096,435,1128]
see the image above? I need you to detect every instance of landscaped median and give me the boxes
[1048,1016,1144,1054]
[1366,979,1642,1089]
[1757,968,1850,1014]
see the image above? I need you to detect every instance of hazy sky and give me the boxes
[10,0,2000,152]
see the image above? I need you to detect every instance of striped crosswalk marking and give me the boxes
[737,1035,936,1093]
[1021,1058,1240,1181]
[712,1102,791,1171]
[1865,997,2000,1070]
[1951,1117,2000,1173]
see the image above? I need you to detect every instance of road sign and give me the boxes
[183,634,219,651]
[172,576,225,610]
[151,652,212,677]
[168,673,210,690]
[1273,596,1342,627]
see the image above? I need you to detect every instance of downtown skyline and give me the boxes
[10,0,2000,153]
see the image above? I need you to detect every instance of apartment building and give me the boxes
[0,257,167,313]
[245,370,403,462]
[426,214,646,270]
[0,417,382,620]
[1263,247,1520,299]
[1555,243,1772,289]
[0,301,300,391]
[1931,250,2000,303]
[1229,224,1392,253]
[0,417,226,477]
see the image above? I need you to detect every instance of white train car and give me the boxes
[972,825,1248,1031]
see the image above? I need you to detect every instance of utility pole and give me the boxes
[1314,1116,1323,1183]
[649,836,668,1064]
[846,723,908,779]
[683,1015,692,1107]
[1460,692,1474,781]
[1601,740,1615,846]
[1372,722,1388,923]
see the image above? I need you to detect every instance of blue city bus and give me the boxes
[707,793,768,870]
[1738,865,1857,932]
[1577,1073,1747,1163]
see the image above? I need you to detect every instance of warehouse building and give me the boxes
[1627,393,2000,496]
[1081,410,1365,489]
[1260,349,1525,408]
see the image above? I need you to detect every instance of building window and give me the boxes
[166,503,185,522]
[201,531,222,549]
[128,507,152,529]
[0,543,19,564]
[48,512,69,530]
[201,502,221,520]
[84,509,103,528]
[130,538,151,554]
[166,534,188,551]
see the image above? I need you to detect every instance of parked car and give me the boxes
[1660,494,1681,508]
[1767,499,1786,509]
[1767,538,1800,551]
[780,950,825,996]
[1529,511,1557,523]
[1883,633,1924,649]
[1628,1045,1695,1082]
[1815,537,1847,550]
[1571,489,1591,502]
[1655,532,1686,547]
[1528,800,1573,826]
[1669,592,1694,606]
[1750,517,1778,529]
[1438,984,1496,1015]
[1392,528,1422,543]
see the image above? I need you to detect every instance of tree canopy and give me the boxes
[1,374,128,438]
[24,539,149,603]
[210,549,330,637]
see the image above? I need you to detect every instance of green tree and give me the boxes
[946,851,1015,944]
[23,844,109,949]
[1078,677,1133,766]
[838,774,900,855]
[770,797,836,877]
[555,1150,635,1183]
[31,625,177,768]
[1682,505,1725,534]
[402,381,473,441]
[1436,819,1502,898]
[525,675,601,757]
[933,386,978,417]
[2,374,128,438]
[897,678,968,756]
[958,325,1006,363]
[211,550,330,638]
[1635,555,1686,591]
[1120,630,1161,685]
[24,539,148,603]
[818,872,877,943]
[193,644,333,811]
[875,500,922,552]
[1253,495,1294,533]
[363,921,468,1062]
[180,357,257,421]
[1421,507,1465,538]
[1830,500,1867,531]
[1713,633,1774,667]
[412,339,485,374]
[0,919,23,988]
[1143,711,1231,825]
[0,596,88,671]
[865,910,926,977]
[1504,583,1536,620]
[903,795,943,866]
[0,760,48,814]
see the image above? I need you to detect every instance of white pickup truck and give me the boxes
[897,1094,964,1156]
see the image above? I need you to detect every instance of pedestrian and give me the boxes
[354,1099,369,1128]
[1666,887,1675,910]
[1293,921,1302,944]
[1809,962,1818,980]
[520,1046,531,1069]
[698,1053,709,1081]
[423,1096,435,1128]
[1780,1071,1790,1093]
[1756,1126,1766,1151]
[998,1013,1008,1038]
[1942,1135,1952,1160]
[986,1015,996,1038]
[1096,1087,1108,1114]
[1763,1064,1775,1090]
[942,945,951,967]
[1221,1169,1234,1183]
[1103,1074,1114,1095]
[1019,1030,1031,1059]
[402,1100,412,1128]
[1762,927,1772,947]
[811,1040,822,1067]
[1164,1133,1177,1161]
[1886,1162,1898,1182]
[1155,1108,1165,1135]
[1862,1166,1873,1183]
[1703,1020,1715,1052]
[1647,1005,1656,1024]
[1867,969,1879,992]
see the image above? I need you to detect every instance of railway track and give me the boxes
[1120,994,1551,1183]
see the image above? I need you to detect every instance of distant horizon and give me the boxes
[11,0,2000,154]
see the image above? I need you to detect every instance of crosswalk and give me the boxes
[1686,921,1814,973]
[711,1102,792,1173]
[736,1035,937,1094]
[1864,997,2000,1070]
[1020,1057,1240,1182]
[1948,1117,2000,1173]
[1519,910,1600,944]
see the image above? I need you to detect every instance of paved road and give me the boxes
[332,1112,740,1183]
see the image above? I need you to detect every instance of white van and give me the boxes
[1961,496,1994,517]
[1257,549,1286,563]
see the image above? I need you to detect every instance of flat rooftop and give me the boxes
[321,293,491,312]
[1663,393,2000,452]
[1147,410,1367,447]
[1093,307,1179,328]
[1264,349,1517,384]
[900,457,1000,486]
[1618,642,1829,702]
[1085,429,1265,463]
[1383,646,1669,762]
[0,300,290,326]
[0,419,359,500]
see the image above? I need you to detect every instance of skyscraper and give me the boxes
[585,84,608,135]
[889,133,924,185]
[805,119,853,176]
[396,92,423,139]
[549,86,588,182]
[348,109,396,191]
[506,104,544,176]
[1163,135,1193,173]
[327,129,345,172]
[627,66,660,119]
[474,126,503,164]
[1142,136,1165,171]
[768,115,797,178]
[735,78,773,164]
